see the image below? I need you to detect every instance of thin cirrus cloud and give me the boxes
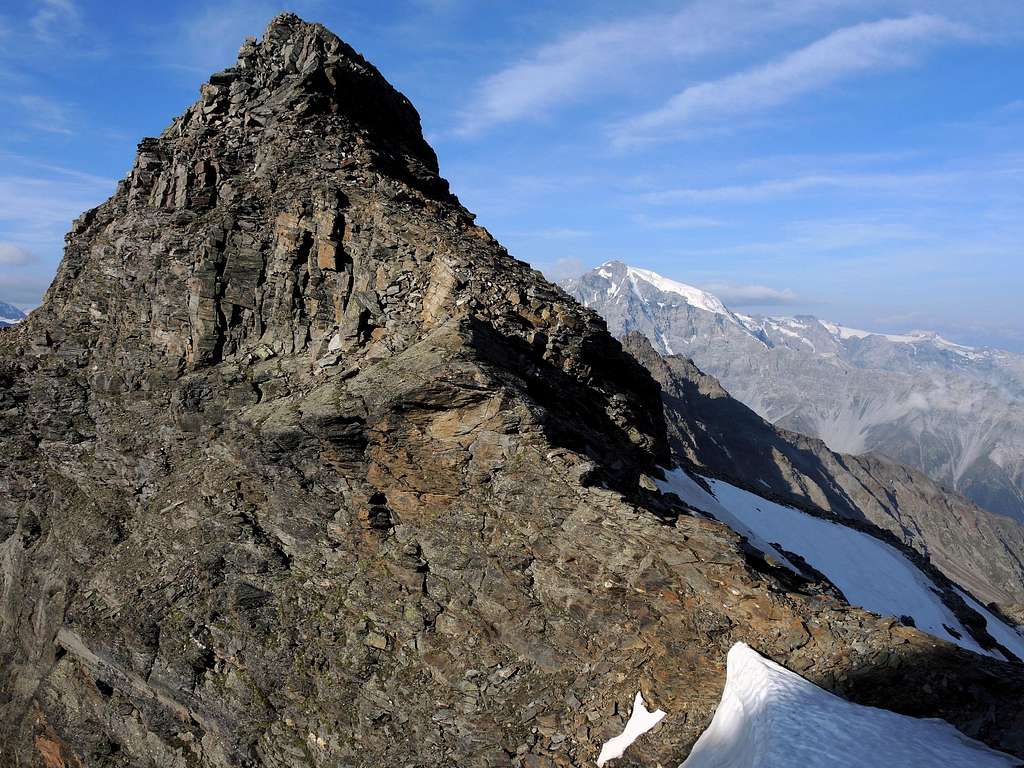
[452,0,857,137]
[701,281,800,307]
[612,15,974,146]
[632,213,725,230]
[638,170,963,205]
[15,95,74,135]
[30,0,81,42]
[0,243,32,266]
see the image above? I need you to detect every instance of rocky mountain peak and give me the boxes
[175,12,439,175]
[4,15,1024,768]
[12,13,668,487]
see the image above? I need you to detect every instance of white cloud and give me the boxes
[639,171,961,204]
[0,160,111,308]
[0,243,32,266]
[633,214,725,230]
[613,15,972,145]
[31,0,82,44]
[703,281,800,306]
[453,0,857,136]
[171,1,277,74]
[540,256,586,283]
[511,227,592,240]
[0,160,113,250]
[16,94,74,135]
[0,271,50,306]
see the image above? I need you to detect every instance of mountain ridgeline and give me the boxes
[2,15,1023,768]
[566,260,1024,524]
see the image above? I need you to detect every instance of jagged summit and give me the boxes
[26,13,664,472]
[3,16,1024,768]
[175,12,439,174]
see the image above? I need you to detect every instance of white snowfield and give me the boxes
[678,643,1018,768]
[596,691,666,767]
[954,586,1024,659]
[656,468,1019,659]
[611,263,732,317]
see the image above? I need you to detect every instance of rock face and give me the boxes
[2,15,1023,768]
[565,260,1024,524]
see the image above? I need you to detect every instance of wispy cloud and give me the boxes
[612,15,973,146]
[0,157,114,247]
[0,271,51,306]
[14,94,74,135]
[702,281,801,306]
[508,227,592,240]
[540,256,586,283]
[453,0,853,136]
[632,213,725,230]
[0,243,32,266]
[169,1,277,74]
[0,160,112,306]
[639,170,962,204]
[30,0,83,43]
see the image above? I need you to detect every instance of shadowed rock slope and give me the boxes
[2,14,1023,768]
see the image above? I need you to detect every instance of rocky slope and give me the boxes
[566,261,1024,523]
[625,333,1024,609]
[2,15,1023,768]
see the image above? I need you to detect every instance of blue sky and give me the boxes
[1,1,1022,349]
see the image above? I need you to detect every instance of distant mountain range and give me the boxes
[565,261,1024,522]
[0,301,26,327]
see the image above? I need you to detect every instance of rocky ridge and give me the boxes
[2,15,1023,768]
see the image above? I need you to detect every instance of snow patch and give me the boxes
[680,643,1019,767]
[821,321,982,358]
[657,469,1006,657]
[596,691,666,767]
[655,470,801,574]
[954,587,1024,661]
[658,332,675,356]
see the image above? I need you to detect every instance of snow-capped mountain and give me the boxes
[0,301,26,327]
[565,261,1024,522]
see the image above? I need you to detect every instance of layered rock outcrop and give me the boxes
[2,14,1022,768]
